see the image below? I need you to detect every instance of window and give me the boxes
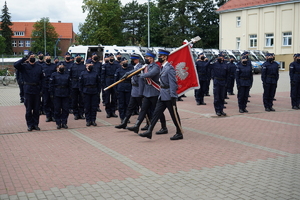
[249,34,257,48]
[25,41,31,47]
[12,40,17,47]
[19,40,24,47]
[236,37,241,49]
[14,31,25,36]
[236,16,241,27]
[265,33,274,47]
[282,32,292,46]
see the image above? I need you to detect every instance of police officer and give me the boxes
[116,52,122,63]
[236,56,253,113]
[54,57,60,66]
[14,52,43,131]
[261,53,279,111]
[114,57,133,123]
[42,53,57,122]
[36,51,45,115]
[101,53,120,118]
[289,53,300,109]
[79,60,101,126]
[139,49,183,140]
[69,54,86,119]
[60,52,73,72]
[49,64,71,129]
[227,55,237,95]
[91,52,102,112]
[115,53,143,129]
[127,50,167,134]
[16,68,24,103]
[211,54,228,116]
[102,55,110,106]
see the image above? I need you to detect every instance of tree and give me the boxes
[0,36,6,54]
[0,1,13,55]
[30,17,60,56]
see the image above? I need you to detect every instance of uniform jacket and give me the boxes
[131,63,143,97]
[79,70,101,94]
[261,61,279,84]
[159,62,178,101]
[114,66,133,92]
[289,61,300,83]
[195,60,210,81]
[14,58,43,94]
[227,62,237,78]
[236,62,253,87]
[139,62,160,97]
[59,61,73,73]
[69,62,86,88]
[211,61,228,86]
[101,61,121,87]
[42,63,57,88]
[49,71,71,97]
[92,61,102,77]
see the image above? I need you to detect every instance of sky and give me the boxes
[5,0,150,33]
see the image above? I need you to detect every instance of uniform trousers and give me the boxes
[118,91,131,120]
[213,82,226,113]
[125,96,143,118]
[72,88,84,116]
[138,96,165,125]
[83,93,98,122]
[43,88,54,118]
[263,83,277,108]
[24,93,41,127]
[290,82,300,107]
[196,80,207,103]
[53,96,69,125]
[18,81,24,101]
[104,88,117,114]
[227,76,235,93]
[237,86,250,110]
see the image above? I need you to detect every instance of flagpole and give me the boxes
[170,36,201,55]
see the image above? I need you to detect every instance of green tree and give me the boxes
[78,0,123,45]
[0,36,6,54]
[0,1,13,55]
[30,17,60,56]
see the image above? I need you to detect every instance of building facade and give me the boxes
[217,0,300,69]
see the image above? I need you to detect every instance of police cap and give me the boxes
[108,53,114,57]
[121,57,127,62]
[65,52,70,56]
[158,49,170,56]
[145,50,156,58]
[92,52,98,56]
[116,52,121,56]
[130,53,140,60]
[241,56,248,60]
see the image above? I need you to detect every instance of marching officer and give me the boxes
[79,60,101,126]
[236,56,253,113]
[69,54,86,119]
[101,53,120,118]
[49,64,71,129]
[42,53,57,122]
[261,53,279,111]
[14,52,43,131]
[289,53,300,109]
[139,49,183,140]
[227,55,237,95]
[211,54,228,116]
[90,52,103,112]
[114,57,133,123]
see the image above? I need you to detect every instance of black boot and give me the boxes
[141,124,149,131]
[115,116,130,129]
[156,122,168,135]
[127,120,141,133]
[139,129,153,139]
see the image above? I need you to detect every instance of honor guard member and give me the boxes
[127,50,167,134]
[16,69,24,103]
[115,53,143,129]
[101,53,120,118]
[69,54,86,119]
[114,57,133,123]
[261,53,279,111]
[14,52,43,131]
[139,49,183,140]
[54,57,60,66]
[91,52,103,112]
[236,56,253,113]
[36,51,45,67]
[79,60,101,126]
[289,53,300,109]
[60,52,73,72]
[227,55,237,95]
[42,53,57,122]
[211,54,228,116]
[49,65,71,129]
[116,52,122,63]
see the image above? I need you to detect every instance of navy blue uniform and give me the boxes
[195,60,210,104]
[36,60,45,113]
[261,61,279,109]
[60,60,73,73]
[14,58,43,128]
[49,71,71,126]
[42,62,57,119]
[227,62,237,94]
[79,70,101,123]
[114,65,133,120]
[92,60,102,110]
[101,61,120,116]
[236,62,253,110]
[16,69,24,102]
[289,61,300,108]
[69,62,86,118]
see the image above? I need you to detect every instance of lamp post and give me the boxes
[44,17,47,55]
[54,35,62,58]
[148,0,150,48]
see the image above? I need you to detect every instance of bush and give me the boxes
[0,69,6,76]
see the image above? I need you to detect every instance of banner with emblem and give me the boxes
[169,41,200,96]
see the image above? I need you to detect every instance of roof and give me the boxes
[9,22,74,39]
[217,0,299,13]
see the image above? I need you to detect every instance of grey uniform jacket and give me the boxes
[159,62,178,101]
[139,62,160,98]
[131,63,143,97]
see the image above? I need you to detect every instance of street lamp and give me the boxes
[148,0,150,48]
[54,35,62,58]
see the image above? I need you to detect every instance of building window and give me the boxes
[265,33,274,47]
[25,41,31,47]
[249,34,257,48]
[282,32,292,46]
[236,16,241,27]
[14,31,25,36]
[12,40,17,47]
[19,40,24,47]
[236,37,241,49]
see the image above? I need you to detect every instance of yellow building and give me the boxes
[217,0,300,70]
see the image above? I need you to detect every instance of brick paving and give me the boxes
[0,71,299,200]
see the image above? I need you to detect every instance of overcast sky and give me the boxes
[6,0,150,33]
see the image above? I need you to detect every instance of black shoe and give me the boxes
[196,101,200,105]
[33,125,40,131]
[106,113,111,118]
[97,108,102,112]
[141,124,149,131]
[225,96,229,99]
[74,116,79,120]
[243,108,248,113]
[270,107,275,111]
[156,127,168,135]
[182,94,187,98]
[46,117,52,122]
[205,94,210,96]
[216,112,222,116]
[228,92,235,95]
[170,133,183,140]
[292,106,299,110]
[91,121,97,126]
[61,124,68,129]
[139,130,152,139]
[221,111,227,116]
[248,95,251,97]
[265,108,271,112]
[199,102,206,105]
[224,101,228,104]
[20,99,24,103]
[27,126,33,131]
[80,115,85,119]
[52,117,56,122]
[177,97,183,101]
[57,124,61,129]
[223,106,226,109]
[247,100,250,102]
[111,113,118,118]
[273,98,276,101]
[86,122,91,126]
[239,109,244,113]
